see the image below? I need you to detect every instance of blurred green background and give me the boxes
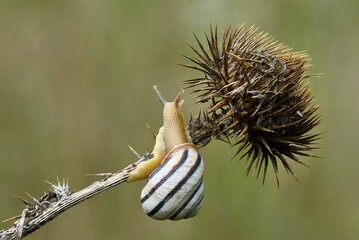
[0,0,357,239]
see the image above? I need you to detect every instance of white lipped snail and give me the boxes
[126,86,204,220]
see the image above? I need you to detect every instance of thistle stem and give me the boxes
[0,153,152,240]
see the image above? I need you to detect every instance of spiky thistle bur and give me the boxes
[182,25,320,185]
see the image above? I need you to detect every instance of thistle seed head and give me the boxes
[182,24,321,185]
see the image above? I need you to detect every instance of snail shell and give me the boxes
[141,143,204,220]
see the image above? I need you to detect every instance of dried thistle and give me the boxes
[182,24,320,185]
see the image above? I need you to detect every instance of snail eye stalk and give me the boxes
[182,24,321,186]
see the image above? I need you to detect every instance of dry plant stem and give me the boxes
[0,153,152,240]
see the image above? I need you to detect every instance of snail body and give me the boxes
[127,86,204,220]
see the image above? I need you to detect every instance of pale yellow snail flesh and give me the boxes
[127,86,204,220]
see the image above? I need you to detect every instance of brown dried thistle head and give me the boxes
[181,24,321,186]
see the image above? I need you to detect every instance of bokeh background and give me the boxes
[0,0,357,239]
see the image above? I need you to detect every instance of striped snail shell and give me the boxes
[141,143,204,220]
[127,86,204,220]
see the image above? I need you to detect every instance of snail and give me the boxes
[127,86,204,220]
